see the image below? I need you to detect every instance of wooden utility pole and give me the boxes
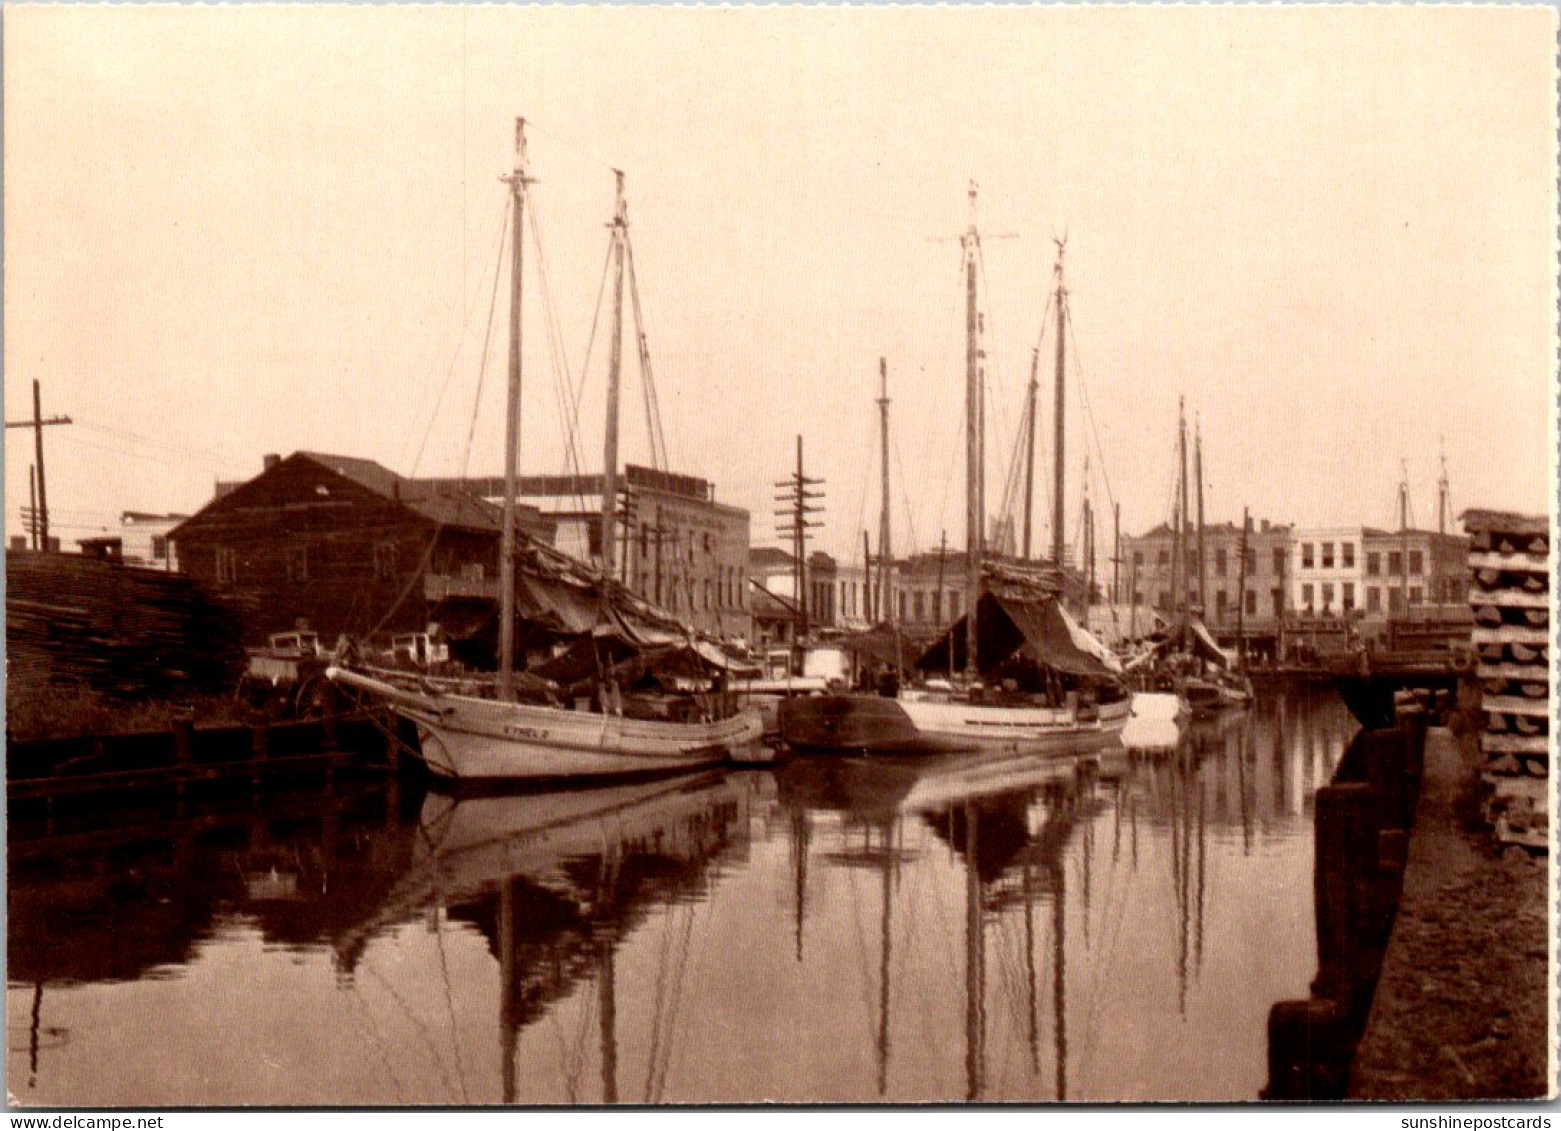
[496,117,531,700]
[774,435,824,640]
[6,380,71,551]
[1236,507,1250,671]
[877,357,893,630]
[601,170,629,580]
[1436,440,1450,603]
[1195,418,1207,623]
[1023,347,1039,560]
[28,466,37,550]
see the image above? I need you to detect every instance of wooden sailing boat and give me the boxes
[780,188,1129,754]
[330,120,763,783]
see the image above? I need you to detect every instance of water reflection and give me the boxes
[8,687,1353,1104]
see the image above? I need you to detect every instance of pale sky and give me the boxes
[5,5,1555,562]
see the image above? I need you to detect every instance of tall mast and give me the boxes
[878,357,893,629]
[1195,416,1207,623]
[498,117,531,700]
[1177,397,1190,624]
[1399,462,1410,615]
[1023,347,1039,560]
[1051,241,1068,577]
[1436,439,1450,603]
[601,170,628,580]
[963,182,982,679]
[1236,507,1249,671]
[1112,502,1121,609]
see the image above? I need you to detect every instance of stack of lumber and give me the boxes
[1463,510,1550,850]
[6,551,246,705]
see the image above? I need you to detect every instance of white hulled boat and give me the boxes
[331,121,762,784]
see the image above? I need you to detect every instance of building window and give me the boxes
[1409,550,1423,575]
[287,545,310,583]
[1321,582,1334,609]
[1367,586,1381,612]
[216,546,237,584]
[1133,550,1144,567]
[1157,549,1169,567]
[374,540,396,580]
[1301,543,1314,568]
[1215,590,1227,616]
[1409,586,1422,605]
[1271,587,1284,614]
[1366,552,1381,577]
[703,532,713,555]
[1342,543,1355,568]
[1301,582,1313,609]
[1342,582,1355,611]
[1273,547,1286,576]
[1387,551,1403,576]
[151,535,169,561]
[1245,589,1257,615]
[1215,548,1227,577]
[1321,542,1334,568]
[913,591,925,621]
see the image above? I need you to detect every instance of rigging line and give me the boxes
[409,192,513,478]
[975,243,1014,484]
[932,248,969,542]
[525,117,618,175]
[525,194,591,503]
[649,902,699,1103]
[428,899,474,1103]
[1065,301,1118,522]
[891,431,920,556]
[356,955,467,1100]
[850,415,873,572]
[366,183,509,641]
[625,239,672,472]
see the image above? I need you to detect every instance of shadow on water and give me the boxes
[8,686,1354,1104]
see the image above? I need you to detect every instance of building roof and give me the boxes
[175,451,551,541]
[749,546,797,570]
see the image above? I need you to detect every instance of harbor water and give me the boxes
[9,688,1351,1104]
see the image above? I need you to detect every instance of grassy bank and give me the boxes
[7,682,255,744]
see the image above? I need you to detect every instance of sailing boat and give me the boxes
[1137,403,1250,717]
[330,120,763,784]
[780,188,1130,754]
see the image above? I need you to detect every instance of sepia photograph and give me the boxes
[3,3,1555,1108]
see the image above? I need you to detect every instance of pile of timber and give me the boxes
[1463,509,1549,850]
[6,551,246,707]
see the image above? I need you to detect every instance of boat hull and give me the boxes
[777,690,1130,755]
[329,667,767,784]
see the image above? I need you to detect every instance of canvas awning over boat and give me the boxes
[1169,617,1230,670]
[915,591,1123,679]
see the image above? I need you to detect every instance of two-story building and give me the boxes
[420,464,751,641]
[175,451,554,645]
[1122,518,1293,627]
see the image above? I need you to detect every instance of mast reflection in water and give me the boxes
[7,688,1350,1104]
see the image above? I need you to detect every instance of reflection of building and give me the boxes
[425,464,751,641]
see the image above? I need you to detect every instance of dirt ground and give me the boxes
[1348,728,1553,1100]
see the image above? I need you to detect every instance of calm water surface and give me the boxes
[9,688,1351,1104]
